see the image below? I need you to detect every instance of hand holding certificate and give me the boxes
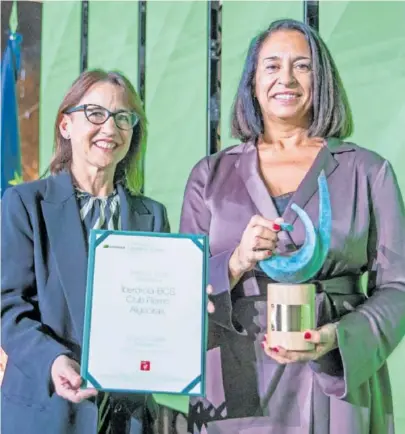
[81,230,208,397]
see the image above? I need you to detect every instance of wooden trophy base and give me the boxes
[267,283,316,351]
[268,331,315,351]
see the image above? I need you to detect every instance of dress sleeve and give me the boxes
[179,158,245,335]
[1,187,75,400]
[311,160,405,399]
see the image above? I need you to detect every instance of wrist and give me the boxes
[229,246,244,280]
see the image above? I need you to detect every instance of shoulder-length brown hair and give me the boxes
[231,19,353,142]
[50,69,147,195]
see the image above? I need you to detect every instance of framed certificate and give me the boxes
[80,230,208,397]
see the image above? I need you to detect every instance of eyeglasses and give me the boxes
[63,104,139,131]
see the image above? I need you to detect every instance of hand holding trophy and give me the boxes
[260,170,338,362]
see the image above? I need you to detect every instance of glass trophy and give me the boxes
[259,170,331,351]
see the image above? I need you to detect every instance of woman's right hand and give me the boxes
[51,355,98,403]
[229,215,282,282]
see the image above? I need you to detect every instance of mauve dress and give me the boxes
[179,138,405,434]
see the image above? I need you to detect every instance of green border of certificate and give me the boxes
[80,229,208,398]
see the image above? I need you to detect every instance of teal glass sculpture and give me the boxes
[259,170,331,283]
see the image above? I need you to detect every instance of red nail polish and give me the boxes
[272,347,279,353]
[261,341,266,348]
[304,332,312,340]
[273,224,281,231]
[267,251,272,256]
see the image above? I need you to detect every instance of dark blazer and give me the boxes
[1,171,170,434]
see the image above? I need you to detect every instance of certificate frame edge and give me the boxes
[80,229,208,396]
[200,233,208,397]
[80,229,105,387]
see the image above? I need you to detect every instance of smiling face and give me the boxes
[254,30,313,127]
[59,81,134,175]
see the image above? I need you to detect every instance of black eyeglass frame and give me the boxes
[63,104,139,130]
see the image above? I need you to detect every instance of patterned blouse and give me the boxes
[75,187,122,235]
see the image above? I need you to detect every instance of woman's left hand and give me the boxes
[262,323,338,364]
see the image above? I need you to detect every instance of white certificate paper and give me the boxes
[81,230,208,396]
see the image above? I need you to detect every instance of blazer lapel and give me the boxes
[282,138,344,227]
[41,172,88,341]
[235,141,294,248]
[117,185,154,232]
[237,141,280,221]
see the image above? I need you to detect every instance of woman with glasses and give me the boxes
[1,69,169,434]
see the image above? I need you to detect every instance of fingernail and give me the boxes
[267,250,272,256]
[304,332,312,340]
[261,341,266,349]
[271,347,279,353]
[272,223,281,231]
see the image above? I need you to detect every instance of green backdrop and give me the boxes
[39,2,405,429]
[87,1,139,86]
[144,1,208,229]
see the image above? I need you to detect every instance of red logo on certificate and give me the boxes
[140,361,151,371]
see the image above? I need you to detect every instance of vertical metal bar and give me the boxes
[304,0,319,31]
[80,0,89,72]
[207,0,221,155]
[138,0,147,104]
[207,0,212,156]
[138,0,147,194]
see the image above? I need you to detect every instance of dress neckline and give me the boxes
[271,191,295,199]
